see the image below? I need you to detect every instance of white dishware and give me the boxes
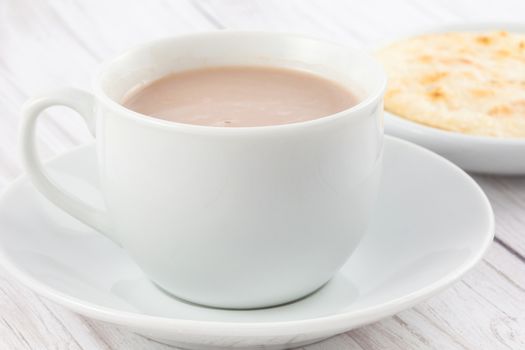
[19,32,386,308]
[375,22,525,175]
[0,137,494,350]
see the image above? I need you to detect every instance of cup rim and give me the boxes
[92,31,387,134]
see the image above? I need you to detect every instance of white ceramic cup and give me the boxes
[20,32,386,309]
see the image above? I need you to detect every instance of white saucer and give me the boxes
[378,22,525,175]
[0,137,494,350]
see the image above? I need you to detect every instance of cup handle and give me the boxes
[19,88,110,236]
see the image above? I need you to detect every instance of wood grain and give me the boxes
[0,0,524,349]
[1,242,523,350]
[474,175,525,259]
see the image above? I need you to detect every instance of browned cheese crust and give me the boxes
[377,31,525,138]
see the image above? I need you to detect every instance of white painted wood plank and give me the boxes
[1,243,523,350]
[310,243,525,350]
[474,175,525,258]
[0,0,215,182]
[198,0,525,45]
[0,267,174,350]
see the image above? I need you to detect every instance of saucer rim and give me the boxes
[0,136,495,337]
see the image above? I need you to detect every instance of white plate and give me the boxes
[0,137,494,350]
[377,22,525,175]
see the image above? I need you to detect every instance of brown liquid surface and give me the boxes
[122,66,358,127]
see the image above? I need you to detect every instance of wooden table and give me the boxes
[1,1,524,349]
